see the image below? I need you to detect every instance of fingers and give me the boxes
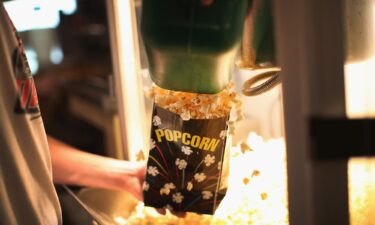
[126,178,144,202]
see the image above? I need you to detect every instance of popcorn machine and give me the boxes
[78,0,375,224]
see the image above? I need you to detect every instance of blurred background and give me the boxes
[5,0,114,157]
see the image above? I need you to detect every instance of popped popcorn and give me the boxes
[150,83,239,120]
[240,142,252,153]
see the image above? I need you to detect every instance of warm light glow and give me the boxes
[214,133,288,224]
[344,5,375,224]
[344,57,375,118]
[112,132,375,225]
[344,4,375,118]
[348,158,375,225]
[4,0,77,32]
[114,216,127,225]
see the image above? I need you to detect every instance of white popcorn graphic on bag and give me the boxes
[175,158,187,170]
[181,146,193,155]
[194,173,206,182]
[204,154,215,167]
[147,166,159,176]
[160,183,176,195]
[202,191,213,200]
[180,110,191,121]
[152,84,235,119]
[172,192,184,203]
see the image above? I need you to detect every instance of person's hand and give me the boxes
[115,161,146,201]
[48,136,185,218]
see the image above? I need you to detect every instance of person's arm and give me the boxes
[47,136,145,201]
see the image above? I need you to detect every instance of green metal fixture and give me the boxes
[141,0,249,94]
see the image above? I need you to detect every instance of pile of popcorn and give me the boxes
[147,83,243,121]
[115,203,228,225]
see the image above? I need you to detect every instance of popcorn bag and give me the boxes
[143,87,235,215]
